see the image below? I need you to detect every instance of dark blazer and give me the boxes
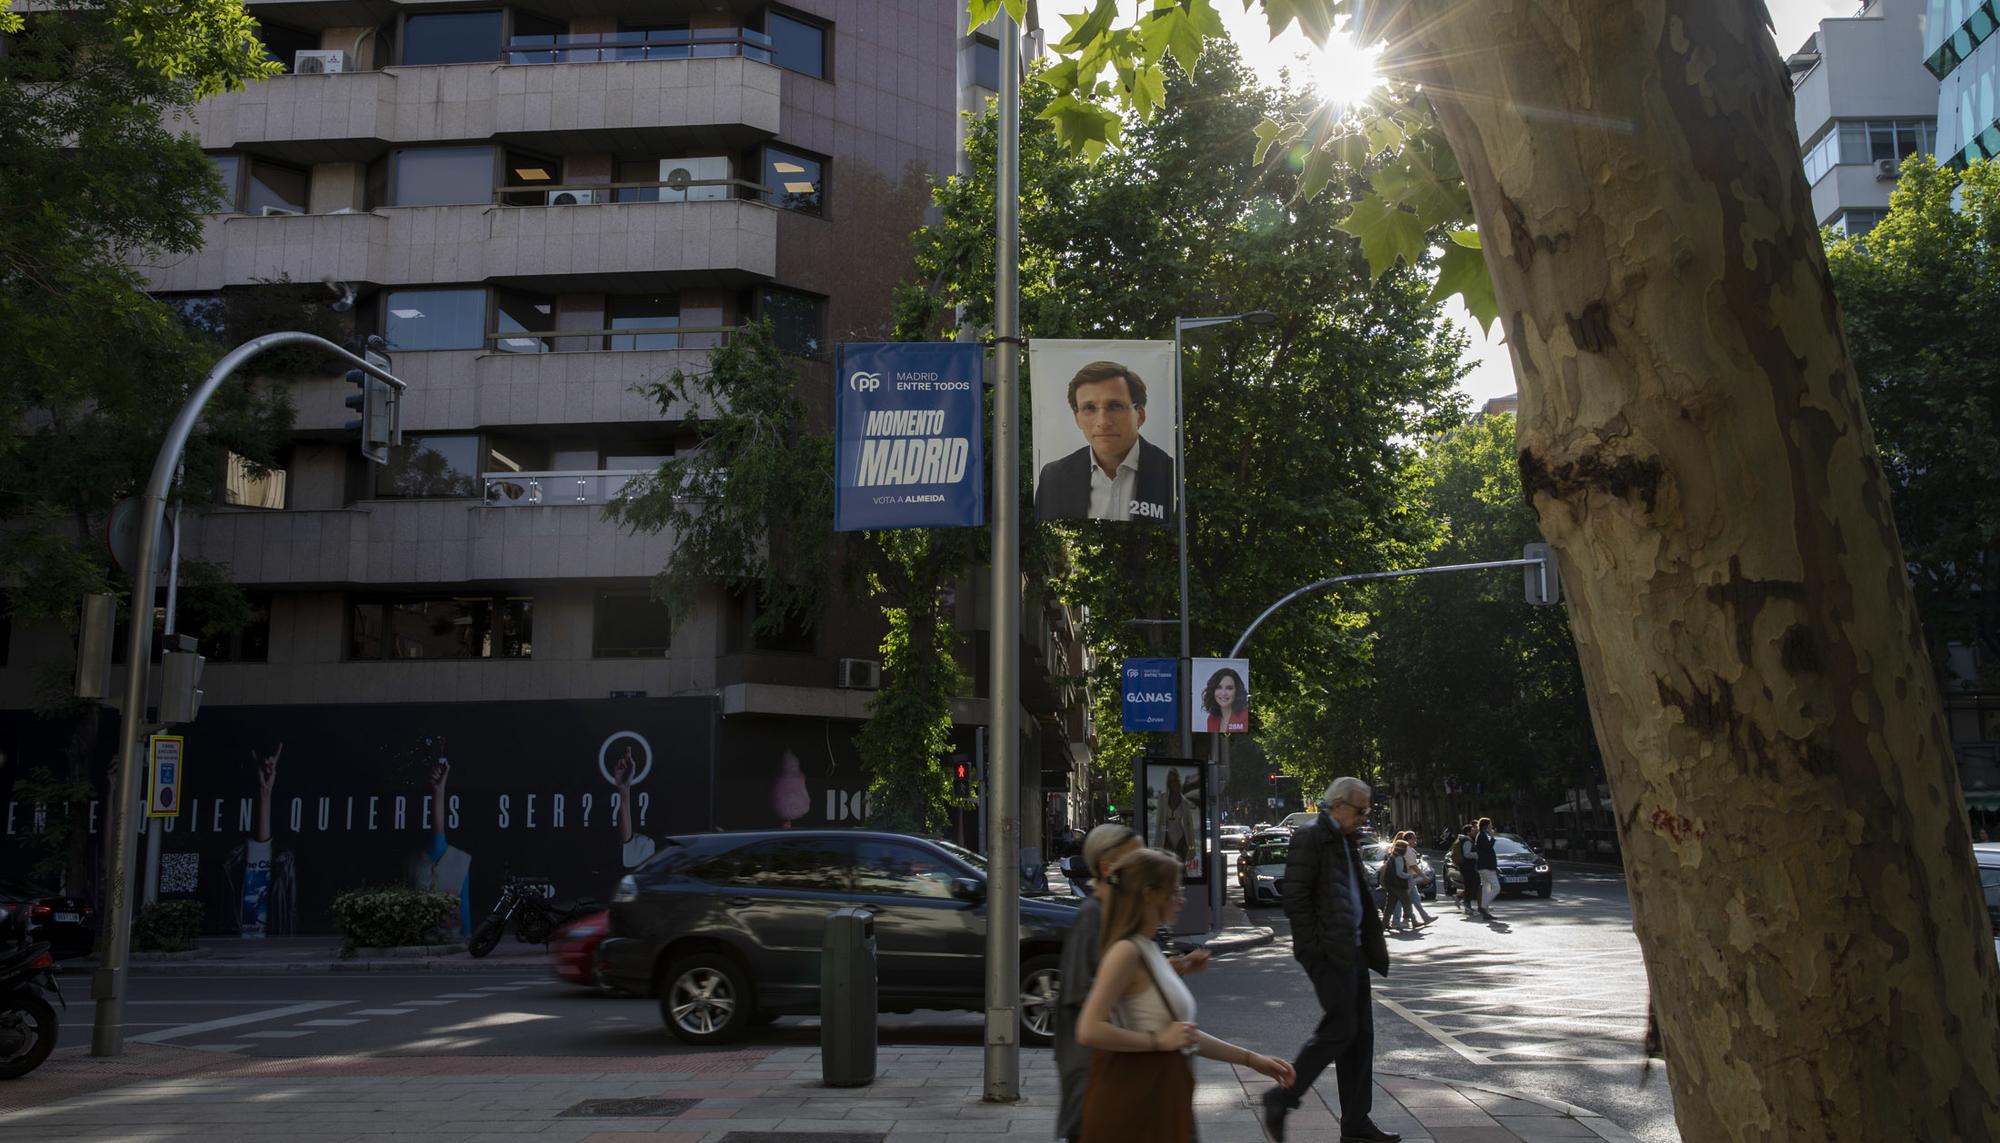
[1475,831,1499,871]
[1034,437,1178,525]
[1280,812,1389,977]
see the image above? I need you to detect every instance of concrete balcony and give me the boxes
[183,56,781,162]
[142,199,778,293]
[182,498,676,585]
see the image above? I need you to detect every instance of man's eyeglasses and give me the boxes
[1335,799,1370,816]
[1076,400,1136,417]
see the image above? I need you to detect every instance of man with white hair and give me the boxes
[1261,777,1397,1143]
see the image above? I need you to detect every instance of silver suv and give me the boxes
[1976,843,2000,961]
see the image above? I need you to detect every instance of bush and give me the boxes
[133,900,205,953]
[331,887,457,950]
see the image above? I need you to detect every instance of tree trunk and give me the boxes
[1392,3,2000,1138]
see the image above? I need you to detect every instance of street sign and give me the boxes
[146,734,184,818]
[1120,658,1178,731]
[105,497,173,577]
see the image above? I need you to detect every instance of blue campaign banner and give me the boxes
[1121,658,1180,732]
[835,342,986,531]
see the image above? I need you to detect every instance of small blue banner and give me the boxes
[834,342,986,531]
[1121,658,1179,732]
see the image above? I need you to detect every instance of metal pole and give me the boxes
[94,332,404,1057]
[142,493,185,909]
[983,8,1022,1104]
[1228,556,1549,658]
[1174,319,1192,763]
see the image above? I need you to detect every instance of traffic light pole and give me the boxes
[94,332,404,1058]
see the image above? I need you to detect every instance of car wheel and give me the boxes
[658,952,753,1045]
[1019,955,1061,1047]
[1536,885,1552,899]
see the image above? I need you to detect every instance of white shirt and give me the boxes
[1086,447,1140,520]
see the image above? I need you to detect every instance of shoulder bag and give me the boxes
[1078,940,1196,1142]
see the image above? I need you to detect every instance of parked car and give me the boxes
[1276,811,1317,832]
[1445,834,1554,899]
[0,880,93,959]
[1358,840,1437,901]
[1976,843,2000,963]
[1239,840,1290,907]
[551,910,612,990]
[597,830,1079,1046]
[1219,824,1252,850]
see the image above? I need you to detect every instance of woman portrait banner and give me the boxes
[1190,657,1249,735]
[1142,761,1208,882]
[1026,339,1178,525]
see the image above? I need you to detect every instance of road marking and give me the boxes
[1377,997,1486,1065]
[239,1030,314,1039]
[474,985,528,992]
[350,1008,417,1016]
[189,1043,255,1052]
[297,1019,367,1027]
[398,1000,458,1006]
[130,1001,346,1044]
[433,993,489,999]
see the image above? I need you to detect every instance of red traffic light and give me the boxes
[955,763,968,779]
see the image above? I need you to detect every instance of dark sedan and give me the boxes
[597,830,1080,1046]
[1445,834,1554,899]
[0,880,94,958]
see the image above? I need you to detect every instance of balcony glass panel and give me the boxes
[376,433,483,498]
[403,11,503,66]
[385,288,487,350]
[503,27,771,64]
[246,159,309,215]
[608,294,680,350]
[394,146,497,207]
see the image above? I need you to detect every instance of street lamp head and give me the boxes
[1242,310,1278,326]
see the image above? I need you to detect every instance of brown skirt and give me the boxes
[1078,1047,1194,1142]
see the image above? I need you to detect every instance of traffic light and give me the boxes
[1268,771,1278,788]
[952,761,970,799]
[345,339,401,465]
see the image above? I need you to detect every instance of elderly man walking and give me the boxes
[1260,777,1398,1143]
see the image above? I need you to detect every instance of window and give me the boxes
[374,433,483,498]
[401,11,504,65]
[1834,209,1887,236]
[763,7,826,78]
[594,590,672,658]
[694,838,850,890]
[608,293,679,350]
[256,23,320,73]
[614,158,661,203]
[755,287,825,358]
[384,288,486,350]
[392,146,496,207]
[190,591,272,663]
[223,451,287,509]
[349,594,532,659]
[760,146,824,215]
[502,149,559,206]
[852,840,960,899]
[603,450,672,470]
[972,35,999,90]
[166,293,226,338]
[732,584,817,653]
[1803,119,1936,183]
[208,154,243,210]
[246,159,309,214]
[493,290,554,353]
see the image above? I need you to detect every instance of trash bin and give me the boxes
[820,906,877,1087]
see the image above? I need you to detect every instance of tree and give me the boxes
[1826,158,2000,685]
[998,0,2000,1135]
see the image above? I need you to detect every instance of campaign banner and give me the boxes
[1028,339,1177,525]
[1120,658,1179,732]
[835,342,985,531]
[1142,760,1208,883]
[1190,657,1250,734]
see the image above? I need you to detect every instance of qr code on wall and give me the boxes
[158,853,199,895]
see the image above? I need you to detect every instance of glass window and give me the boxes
[208,154,243,211]
[246,159,309,214]
[594,590,672,658]
[614,158,661,203]
[852,840,959,898]
[972,35,999,90]
[608,293,679,350]
[501,149,559,207]
[482,433,549,474]
[374,433,483,498]
[756,287,824,358]
[223,451,287,509]
[494,290,554,353]
[384,288,487,350]
[392,146,496,207]
[603,451,672,470]
[1835,209,1887,236]
[167,293,227,338]
[402,11,504,65]
[761,146,824,215]
[764,8,826,78]
[257,23,320,73]
[702,838,850,890]
[349,594,532,659]
[188,591,271,663]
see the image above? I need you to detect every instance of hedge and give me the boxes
[331,886,458,950]
[133,900,205,953]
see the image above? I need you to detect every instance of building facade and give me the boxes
[0,0,1090,931]
[1790,0,1939,235]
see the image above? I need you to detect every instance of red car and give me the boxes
[551,910,611,990]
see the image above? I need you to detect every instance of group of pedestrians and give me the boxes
[1449,818,1503,921]
[1375,831,1436,931]
[1055,776,1404,1143]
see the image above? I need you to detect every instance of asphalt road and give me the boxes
[67,858,1676,1141]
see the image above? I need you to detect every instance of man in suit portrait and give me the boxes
[1034,360,1177,524]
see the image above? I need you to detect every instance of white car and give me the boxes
[1276,811,1316,832]
[1242,839,1290,907]
[1976,843,2000,963]
[1219,825,1252,850]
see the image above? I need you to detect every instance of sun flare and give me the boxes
[1306,33,1385,112]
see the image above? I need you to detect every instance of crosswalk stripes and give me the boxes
[1376,942,1650,1066]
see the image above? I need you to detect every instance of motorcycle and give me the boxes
[467,874,601,958]
[0,904,62,1079]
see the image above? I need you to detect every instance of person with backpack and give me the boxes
[1376,841,1410,930]
[1453,824,1479,918]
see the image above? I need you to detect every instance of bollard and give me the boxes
[821,906,877,1087]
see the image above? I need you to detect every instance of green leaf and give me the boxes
[1056,0,1121,51]
[1039,57,1082,96]
[1138,6,1206,76]
[1337,192,1429,278]
[970,0,1029,29]
[1298,144,1340,203]
[1447,228,1482,249]
[1037,94,1123,155]
[1254,116,1303,165]
[1429,242,1499,334]
[1128,62,1168,122]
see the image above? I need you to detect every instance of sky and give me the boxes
[1039,0,1862,407]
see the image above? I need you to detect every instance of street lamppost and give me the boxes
[1172,310,1275,932]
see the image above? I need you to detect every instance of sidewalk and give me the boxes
[61,933,552,975]
[0,1040,1642,1142]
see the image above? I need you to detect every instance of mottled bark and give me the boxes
[1390,2,2000,1138]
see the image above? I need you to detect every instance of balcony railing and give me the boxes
[496,177,815,214]
[481,469,653,507]
[504,28,774,65]
[485,324,740,353]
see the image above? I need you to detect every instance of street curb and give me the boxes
[1191,925,1274,953]
[1378,1069,1605,1120]
[59,957,549,976]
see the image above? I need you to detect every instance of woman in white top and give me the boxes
[1075,848,1293,1141]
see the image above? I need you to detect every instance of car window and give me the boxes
[1254,845,1289,866]
[1360,843,1390,862]
[852,840,959,899]
[931,838,987,872]
[1494,838,1532,856]
[692,837,851,891]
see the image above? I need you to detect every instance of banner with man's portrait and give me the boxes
[1028,340,1177,525]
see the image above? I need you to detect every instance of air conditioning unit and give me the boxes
[258,204,304,216]
[547,189,597,206]
[1875,157,1900,181]
[837,658,882,690]
[294,50,350,74]
[660,157,730,203]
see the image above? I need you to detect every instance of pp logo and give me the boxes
[848,371,882,392]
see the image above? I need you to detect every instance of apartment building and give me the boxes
[1789,0,1939,236]
[0,1,1089,930]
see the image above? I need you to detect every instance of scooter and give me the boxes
[0,905,62,1079]
[467,874,601,957]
